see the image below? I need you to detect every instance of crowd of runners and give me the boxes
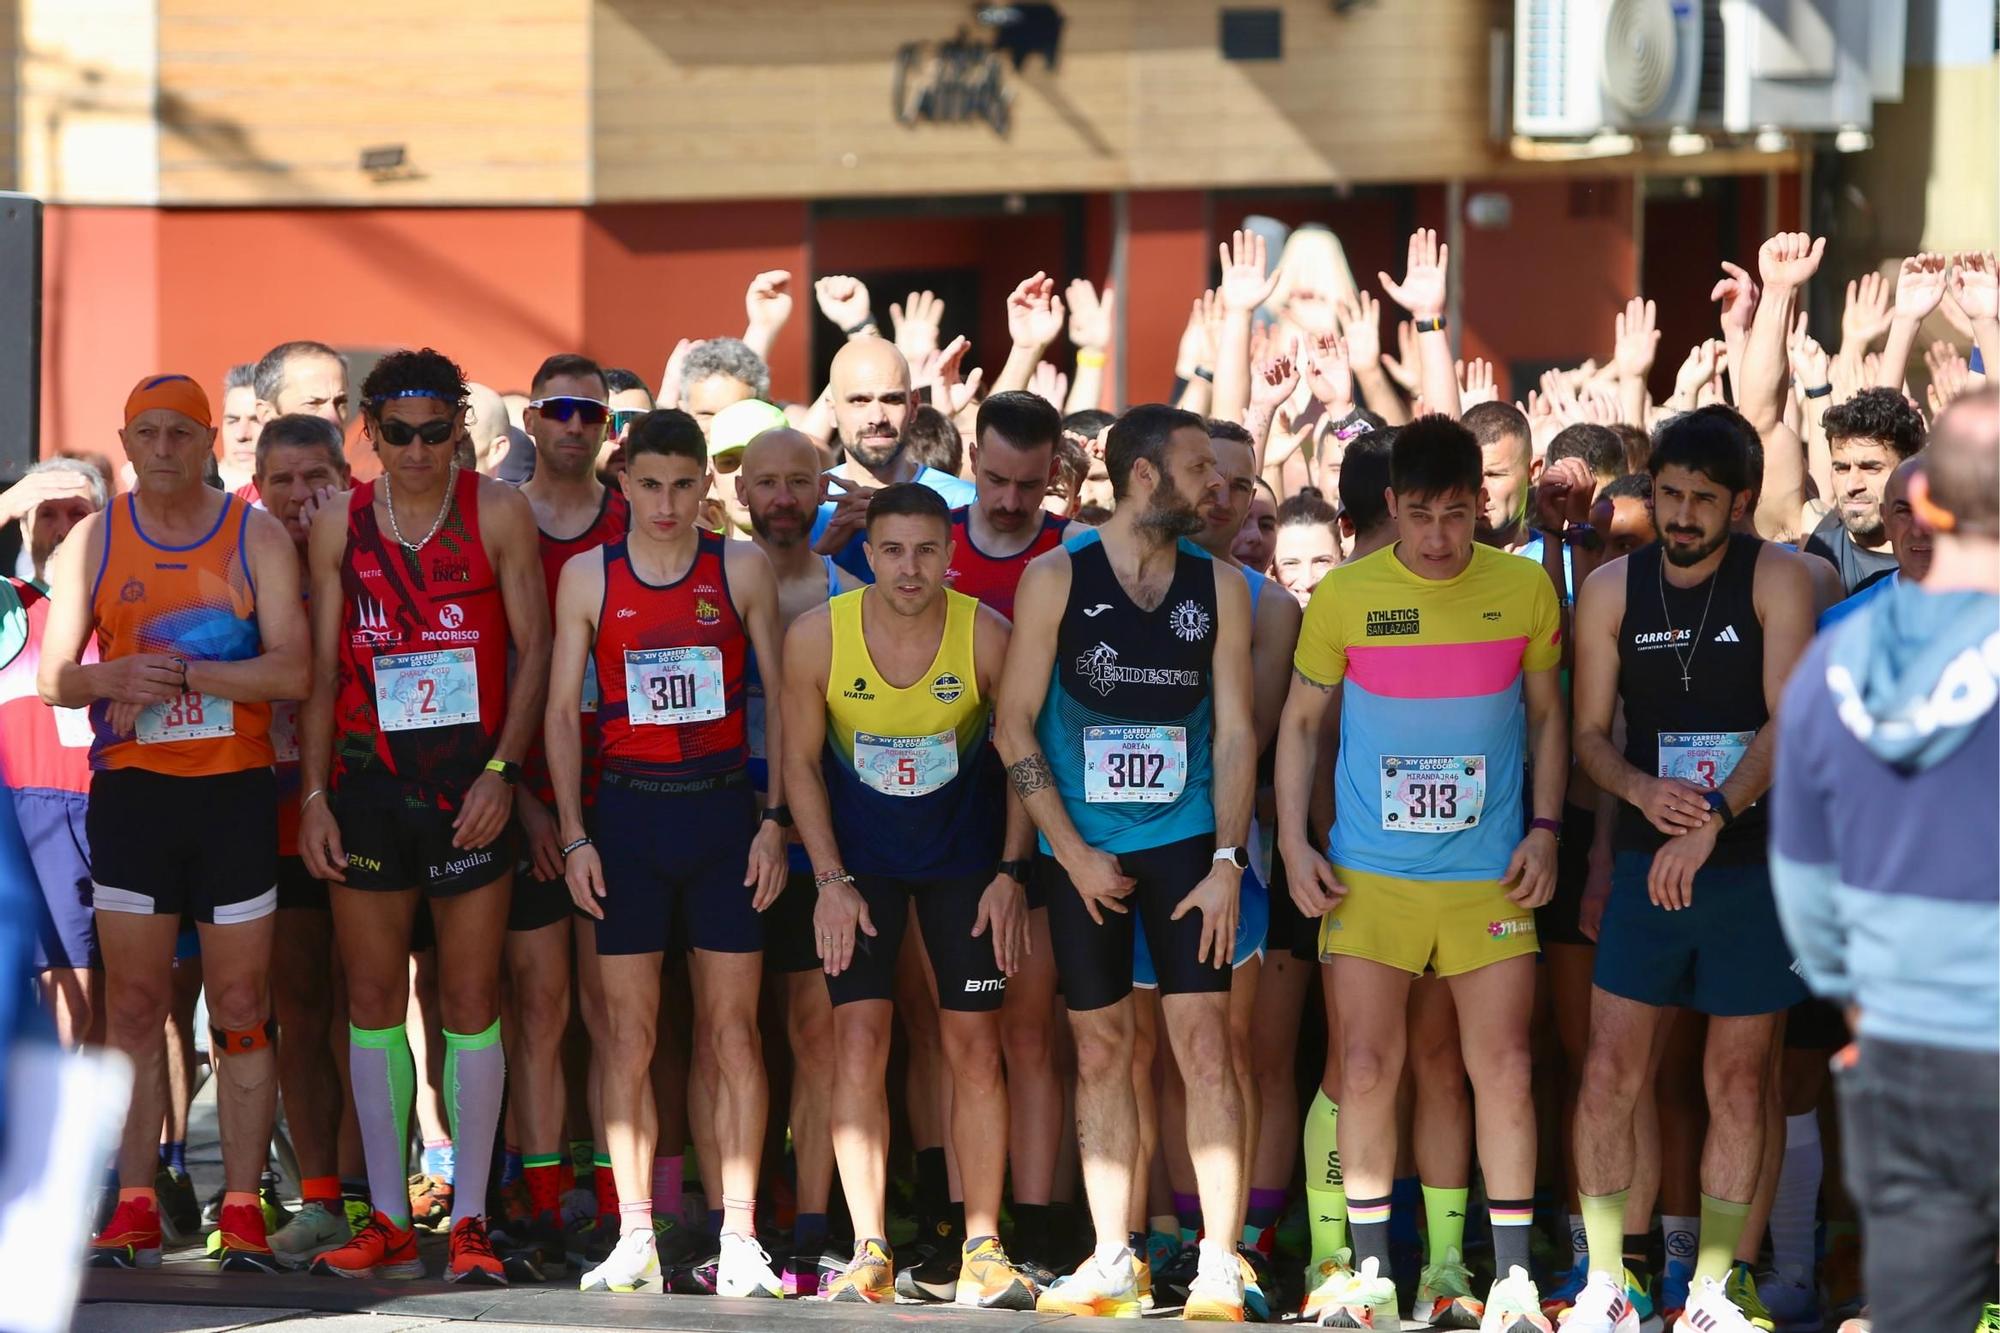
[4,227,1995,1333]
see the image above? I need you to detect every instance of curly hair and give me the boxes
[681,338,771,401]
[361,348,467,412]
[1822,387,1925,459]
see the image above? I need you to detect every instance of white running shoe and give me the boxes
[1677,1276,1766,1333]
[716,1231,784,1298]
[1184,1241,1247,1321]
[1566,1270,1644,1333]
[580,1226,662,1294]
[269,1200,351,1271]
[1318,1256,1399,1328]
[1481,1265,1554,1333]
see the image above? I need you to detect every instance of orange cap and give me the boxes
[123,374,213,429]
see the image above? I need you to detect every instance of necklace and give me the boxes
[1657,547,1720,692]
[385,461,459,552]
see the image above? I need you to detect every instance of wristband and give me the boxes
[484,758,520,786]
[814,867,856,890]
[1804,383,1832,399]
[760,804,793,828]
[1530,817,1563,839]
[301,788,328,812]
[1076,349,1107,369]
[1193,367,1214,382]
[1412,316,1446,334]
[842,318,878,337]
[560,836,592,858]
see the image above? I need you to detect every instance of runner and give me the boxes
[509,354,629,1268]
[1273,414,1566,1331]
[39,373,309,1272]
[1567,407,1815,1333]
[780,482,1036,1309]
[1232,477,1279,575]
[245,415,358,1270]
[548,408,790,1298]
[737,425,857,1295]
[297,348,550,1285]
[1271,492,1341,608]
[994,403,1255,1321]
[1804,389,1927,594]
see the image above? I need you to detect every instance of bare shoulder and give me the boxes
[1577,555,1628,610]
[1015,544,1074,613]
[1753,540,1817,601]
[474,473,535,530]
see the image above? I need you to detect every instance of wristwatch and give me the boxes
[1212,845,1250,870]
[483,758,520,787]
[1702,789,1736,826]
[996,858,1033,886]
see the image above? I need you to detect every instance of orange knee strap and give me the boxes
[210,1018,275,1055]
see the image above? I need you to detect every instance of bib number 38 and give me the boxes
[136,690,235,744]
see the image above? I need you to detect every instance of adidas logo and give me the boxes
[1713,625,1741,643]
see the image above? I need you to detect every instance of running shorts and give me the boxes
[1041,832,1232,1011]
[1318,863,1539,978]
[1136,856,1268,988]
[332,770,515,899]
[17,788,94,969]
[827,869,1008,1014]
[89,767,277,927]
[592,767,759,956]
[1593,852,1808,1016]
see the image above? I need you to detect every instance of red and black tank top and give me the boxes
[527,485,630,806]
[593,531,748,778]
[334,468,508,792]
[943,506,1066,620]
[537,486,630,605]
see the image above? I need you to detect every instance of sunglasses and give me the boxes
[531,396,610,426]
[611,409,645,435]
[376,417,456,447]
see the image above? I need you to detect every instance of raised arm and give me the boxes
[742,269,794,361]
[1212,230,1281,425]
[1378,228,1459,418]
[1879,254,1948,389]
[1949,251,2000,380]
[993,273,1065,395]
[1743,233,1825,541]
[1065,279,1113,415]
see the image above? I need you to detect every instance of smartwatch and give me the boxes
[1213,845,1250,871]
[996,858,1034,886]
[484,758,520,786]
[1702,789,1736,826]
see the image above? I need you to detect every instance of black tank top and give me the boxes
[1615,533,1768,862]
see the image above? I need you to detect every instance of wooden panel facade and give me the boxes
[18,0,159,203]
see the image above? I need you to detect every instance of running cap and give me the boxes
[123,374,212,429]
[709,399,790,458]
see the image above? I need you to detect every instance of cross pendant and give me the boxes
[1680,671,1691,691]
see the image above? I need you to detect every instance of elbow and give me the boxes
[36,672,64,708]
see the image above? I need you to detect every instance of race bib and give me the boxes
[1083,725,1187,805]
[624,646,726,726]
[1379,755,1486,833]
[854,729,959,797]
[374,648,480,732]
[53,704,93,748]
[1656,730,1752,791]
[580,658,600,714]
[136,691,235,745]
[269,699,300,763]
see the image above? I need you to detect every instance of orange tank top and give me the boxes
[89,492,272,776]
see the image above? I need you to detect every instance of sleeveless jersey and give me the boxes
[745,556,842,791]
[89,493,271,776]
[823,588,1000,878]
[0,579,95,794]
[1617,533,1768,862]
[334,468,508,793]
[945,507,1066,620]
[593,533,748,778]
[527,486,630,807]
[1035,531,1218,856]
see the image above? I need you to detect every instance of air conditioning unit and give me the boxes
[1716,0,1876,134]
[1515,0,1705,138]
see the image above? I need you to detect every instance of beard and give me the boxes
[1839,503,1886,545]
[749,504,807,548]
[1139,474,1205,541]
[844,426,905,472]
[1661,523,1730,567]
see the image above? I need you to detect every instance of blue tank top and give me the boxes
[745,555,840,872]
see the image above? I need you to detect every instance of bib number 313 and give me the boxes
[1083,725,1187,804]
[625,646,726,726]
[1379,755,1486,833]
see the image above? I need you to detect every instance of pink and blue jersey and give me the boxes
[1293,543,1561,882]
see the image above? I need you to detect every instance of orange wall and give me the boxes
[41,208,161,466]
[1122,191,1209,406]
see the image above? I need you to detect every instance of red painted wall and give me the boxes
[1121,190,1209,406]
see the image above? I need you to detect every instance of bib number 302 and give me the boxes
[1083,725,1187,804]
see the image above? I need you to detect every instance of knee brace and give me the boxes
[211,1017,276,1056]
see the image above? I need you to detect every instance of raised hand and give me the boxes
[1789,331,1831,401]
[1218,229,1280,313]
[1067,278,1115,350]
[1250,342,1303,413]
[659,337,700,410]
[1758,232,1826,290]
[1197,288,1226,371]
[1894,254,1950,323]
[1949,250,1998,324]
[1457,356,1496,408]
[744,269,793,337]
[1029,360,1069,410]
[1175,297,1209,380]
[814,275,874,333]
[1842,271,1894,352]
[890,289,944,361]
[1378,228,1449,321]
[1305,333,1355,411]
[1711,261,1759,336]
[1006,272,1066,349]
[1382,320,1421,393]
[931,335,984,417]
[1337,291,1384,371]
[1612,297,1660,381]
[1672,339,1722,407]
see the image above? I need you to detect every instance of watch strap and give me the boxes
[1530,817,1563,838]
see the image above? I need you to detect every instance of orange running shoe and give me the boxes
[217,1200,282,1273]
[90,1195,163,1269]
[311,1210,424,1279]
[445,1216,507,1286]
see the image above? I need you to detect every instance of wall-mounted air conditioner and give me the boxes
[1515,0,1705,137]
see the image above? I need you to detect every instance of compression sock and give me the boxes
[1174,1191,1202,1245]
[524,1154,563,1221]
[1303,1090,1348,1264]
[1422,1183,1469,1261]
[1771,1113,1822,1284]
[652,1155,683,1220]
[594,1153,619,1219]
[441,1020,504,1230]
[1695,1193,1751,1284]
[1579,1189,1628,1277]
[1489,1197,1534,1276]
[1347,1194,1393,1278]
[348,1023,417,1227]
[1244,1188,1287,1250]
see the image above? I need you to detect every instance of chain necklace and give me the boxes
[1658,546,1721,692]
[385,460,459,552]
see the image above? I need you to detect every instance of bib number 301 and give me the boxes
[1379,755,1486,833]
[1083,725,1187,804]
[625,646,726,726]
[137,690,235,744]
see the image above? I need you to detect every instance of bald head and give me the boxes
[741,427,821,475]
[1926,387,1999,538]
[737,427,826,548]
[830,337,914,472]
[464,383,510,473]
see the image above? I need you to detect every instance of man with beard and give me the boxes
[1463,402,1538,556]
[1804,389,1926,593]
[1565,408,1815,1333]
[1817,455,1929,630]
[995,404,1255,1320]
[736,426,857,1295]
[812,339,974,582]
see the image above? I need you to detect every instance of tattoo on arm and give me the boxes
[1291,668,1334,693]
[1008,751,1055,799]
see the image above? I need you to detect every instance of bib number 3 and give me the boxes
[1656,731,1753,790]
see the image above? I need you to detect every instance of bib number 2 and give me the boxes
[374,648,480,732]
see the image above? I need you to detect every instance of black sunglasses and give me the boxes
[611,409,646,435]
[376,418,456,447]
[532,396,610,426]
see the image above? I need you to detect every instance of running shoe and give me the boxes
[1980,1303,2000,1333]
[1658,1260,1694,1325]
[827,1238,896,1304]
[260,1171,293,1232]
[409,1173,453,1231]
[1185,1245,1248,1321]
[1482,1265,1555,1333]
[1754,1274,1820,1333]
[671,1249,721,1295]
[1724,1263,1776,1331]
[566,1214,618,1269]
[896,1239,961,1302]
[715,1231,783,1298]
[1137,1252,1157,1312]
[1156,1241,1203,1308]
[90,1195,163,1269]
[1037,1249,1143,1317]
[311,1210,423,1279]
[1417,1246,1485,1329]
[1560,1269,1644,1333]
[1301,1250,1357,1323]
[1316,1256,1398,1328]
[270,1200,352,1270]
[654,1216,708,1266]
[216,1201,282,1273]
[1679,1275,1767,1333]
[445,1216,507,1285]
[956,1236,1038,1310]
[781,1248,843,1298]
[154,1167,200,1243]
[580,1225,663,1294]
[1542,1258,1591,1318]
[1237,1247,1273,1322]
[560,1186,598,1227]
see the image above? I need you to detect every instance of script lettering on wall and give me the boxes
[892,4,1065,137]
